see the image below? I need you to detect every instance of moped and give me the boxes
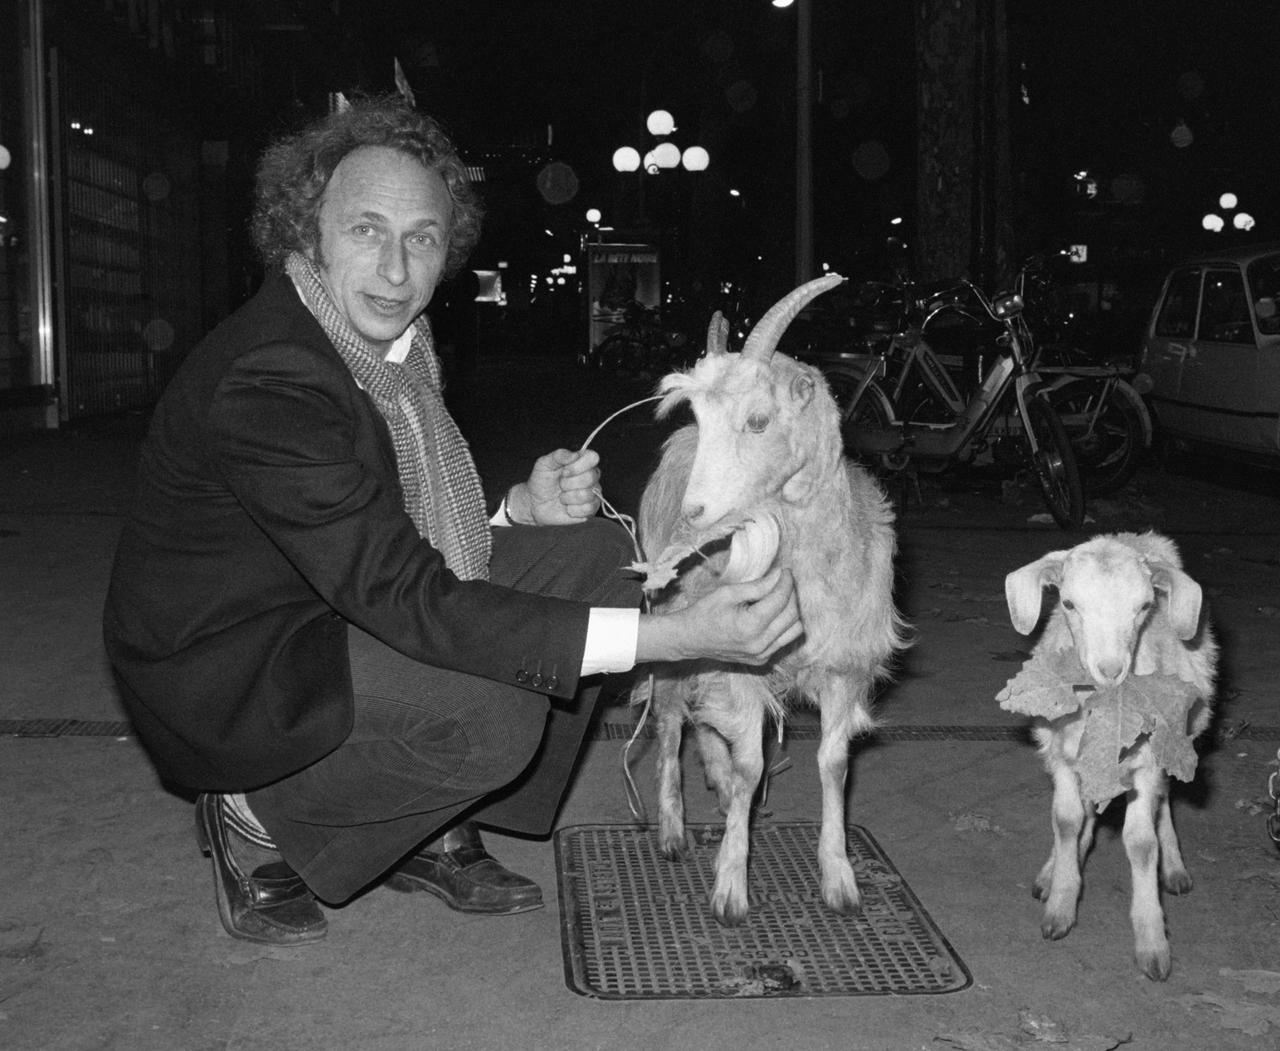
[815,271,1085,529]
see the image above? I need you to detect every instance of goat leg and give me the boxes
[1038,763,1085,938]
[708,728,762,927]
[1126,768,1173,981]
[702,675,768,927]
[1156,792,1193,895]
[695,722,734,815]
[655,696,689,860]
[815,680,868,916]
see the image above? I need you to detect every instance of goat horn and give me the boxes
[706,311,729,356]
[740,273,844,362]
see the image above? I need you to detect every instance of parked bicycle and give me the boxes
[813,265,1086,530]
[582,301,693,378]
[1015,252,1154,495]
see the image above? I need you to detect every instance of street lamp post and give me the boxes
[611,109,709,231]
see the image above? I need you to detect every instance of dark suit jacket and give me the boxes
[103,273,589,791]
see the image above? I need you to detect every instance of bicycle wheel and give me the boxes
[823,369,892,439]
[595,333,644,374]
[1024,395,1085,529]
[1048,378,1147,495]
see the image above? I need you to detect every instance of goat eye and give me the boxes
[746,413,770,433]
[1061,599,1075,611]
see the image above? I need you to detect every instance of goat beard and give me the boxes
[630,510,783,593]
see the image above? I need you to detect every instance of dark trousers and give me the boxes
[247,518,640,904]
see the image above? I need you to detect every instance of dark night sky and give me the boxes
[317,0,1279,277]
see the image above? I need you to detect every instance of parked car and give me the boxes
[1140,243,1280,466]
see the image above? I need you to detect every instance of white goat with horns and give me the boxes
[634,274,908,926]
[1002,532,1217,980]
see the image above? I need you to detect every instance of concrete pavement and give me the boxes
[3,354,1279,1050]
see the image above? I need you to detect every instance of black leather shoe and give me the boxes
[384,821,543,914]
[194,793,327,944]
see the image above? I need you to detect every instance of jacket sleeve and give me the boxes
[204,338,588,700]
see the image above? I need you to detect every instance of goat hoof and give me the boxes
[1137,947,1172,982]
[821,885,862,917]
[1040,913,1075,941]
[657,827,688,860]
[712,901,748,928]
[1162,869,1194,896]
[659,842,689,862]
[710,889,749,927]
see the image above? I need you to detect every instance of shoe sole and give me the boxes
[383,871,544,915]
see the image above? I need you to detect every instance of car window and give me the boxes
[1247,254,1280,336]
[1154,268,1200,338]
[1198,269,1254,345]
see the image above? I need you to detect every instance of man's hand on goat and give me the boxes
[506,449,602,526]
[637,567,804,666]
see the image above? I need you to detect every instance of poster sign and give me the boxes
[585,242,660,361]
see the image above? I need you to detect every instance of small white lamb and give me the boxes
[1001,531,1217,981]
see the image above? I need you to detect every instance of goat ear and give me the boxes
[1149,561,1203,640]
[790,372,815,409]
[1004,553,1067,635]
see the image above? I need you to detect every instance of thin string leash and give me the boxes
[578,392,664,822]
[576,390,794,821]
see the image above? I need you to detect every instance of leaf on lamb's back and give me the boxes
[996,649,1092,719]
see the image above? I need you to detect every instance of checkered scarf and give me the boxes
[285,252,491,581]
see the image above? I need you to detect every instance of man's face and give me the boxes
[313,145,454,356]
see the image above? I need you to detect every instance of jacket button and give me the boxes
[515,669,529,684]
[546,675,560,690]
[531,672,544,688]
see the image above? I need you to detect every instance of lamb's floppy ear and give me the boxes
[1149,560,1203,640]
[1005,552,1067,635]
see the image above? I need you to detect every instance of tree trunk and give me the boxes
[915,0,1012,288]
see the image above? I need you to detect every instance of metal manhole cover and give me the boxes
[554,823,971,999]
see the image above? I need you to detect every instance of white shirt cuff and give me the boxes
[581,607,639,676]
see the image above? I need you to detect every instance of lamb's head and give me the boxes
[654,275,845,531]
[1005,536,1204,686]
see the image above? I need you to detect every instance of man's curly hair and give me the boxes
[251,95,483,278]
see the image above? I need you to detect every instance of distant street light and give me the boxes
[681,146,710,172]
[612,146,640,173]
[646,109,675,136]
[612,110,708,175]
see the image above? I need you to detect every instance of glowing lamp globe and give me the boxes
[681,145,710,171]
[652,142,681,170]
[612,146,640,173]
[646,109,675,136]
